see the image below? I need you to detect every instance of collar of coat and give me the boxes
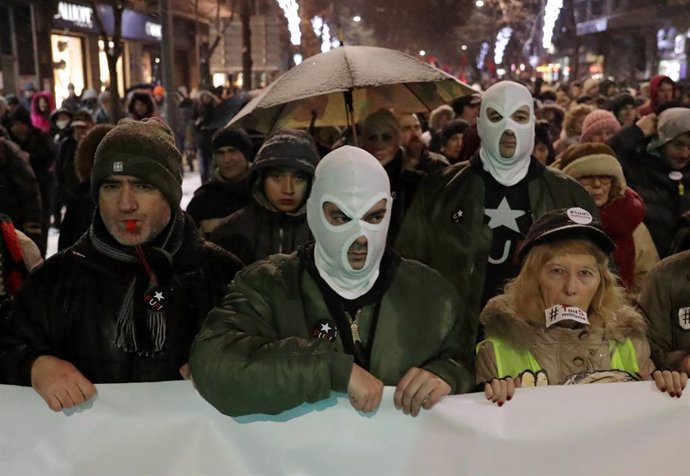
[480,295,648,350]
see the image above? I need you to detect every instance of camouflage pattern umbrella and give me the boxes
[225,46,475,140]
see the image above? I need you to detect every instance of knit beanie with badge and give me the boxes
[579,110,621,143]
[251,128,319,180]
[91,118,182,207]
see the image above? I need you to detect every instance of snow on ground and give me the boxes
[46,169,202,258]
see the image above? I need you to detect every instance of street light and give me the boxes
[419,50,426,56]
[353,15,361,22]
[475,0,485,7]
[461,44,467,51]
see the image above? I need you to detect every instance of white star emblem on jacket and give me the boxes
[320,323,332,333]
[154,291,165,301]
[484,197,526,233]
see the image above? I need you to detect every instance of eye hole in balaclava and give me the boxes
[307,146,392,299]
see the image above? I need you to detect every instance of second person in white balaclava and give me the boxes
[189,145,477,418]
[397,81,598,336]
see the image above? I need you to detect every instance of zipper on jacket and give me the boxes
[345,308,362,343]
[278,226,284,254]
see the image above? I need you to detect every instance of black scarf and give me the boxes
[89,208,186,356]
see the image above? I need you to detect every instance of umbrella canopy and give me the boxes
[226,46,475,134]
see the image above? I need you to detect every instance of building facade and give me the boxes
[0,0,211,104]
[573,0,689,81]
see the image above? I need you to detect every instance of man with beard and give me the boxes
[0,119,243,412]
[397,81,597,337]
[190,146,476,417]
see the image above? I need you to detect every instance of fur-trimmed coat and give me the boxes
[476,295,655,385]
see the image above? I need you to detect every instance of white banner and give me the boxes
[0,381,688,475]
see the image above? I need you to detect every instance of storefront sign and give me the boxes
[53,1,161,43]
[54,2,94,29]
[145,22,162,40]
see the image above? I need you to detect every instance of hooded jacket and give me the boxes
[0,210,242,385]
[210,176,310,266]
[127,90,156,120]
[476,296,655,385]
[638,75,674,116]
[30,92,54,134]
[210,133,318,265]
[638,250,690,371]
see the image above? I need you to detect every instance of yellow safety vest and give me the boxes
[477,337,640,379]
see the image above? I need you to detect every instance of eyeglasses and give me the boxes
[578,175,613,186]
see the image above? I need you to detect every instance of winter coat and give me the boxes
[385,149,446,243]
[189,246,477,416]
[0,142,42,246]
[476,296,655,385]
[30,92,54,134]
[0,211,243,386]
[10,126,55,186]
[185,171,251,237]
[127,90,156,121]
[638,75,673,116]
[193,92,219,155]
[600,188,658,295]
[57,182,94,251]
[55,135,81,204]
[637,250,690,371]
[210,172,310,266]
[608,124,690,258]
[396,156,598,326]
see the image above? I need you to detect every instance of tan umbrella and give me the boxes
[225,46,475,142]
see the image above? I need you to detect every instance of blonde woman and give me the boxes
[476,208,687,405]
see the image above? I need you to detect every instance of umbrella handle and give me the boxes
[344,89,358,146]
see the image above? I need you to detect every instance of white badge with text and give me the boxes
[679,307,690,330]
[545,305,590,328]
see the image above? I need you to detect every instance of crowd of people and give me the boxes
[0,71,689,420]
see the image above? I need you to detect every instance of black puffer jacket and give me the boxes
[609,125,690,257]
[185,172,251,237]
[211,201,310,266]
[0,210,243,385]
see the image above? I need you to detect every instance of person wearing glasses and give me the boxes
[554,143,659,298]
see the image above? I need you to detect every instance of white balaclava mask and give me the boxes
[307,146,392,300]
[477,81,535,186]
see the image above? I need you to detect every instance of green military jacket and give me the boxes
[638,250,690,370]
[189,249,477,416]
[396,158,598,324]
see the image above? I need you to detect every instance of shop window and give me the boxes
[99,40,126,98]
[52,34,85,106]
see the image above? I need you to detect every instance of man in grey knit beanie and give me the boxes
[0,118,243,412]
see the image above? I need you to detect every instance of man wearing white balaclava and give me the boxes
[397,81,598,338]
[477,81,535,186]
[189,145,476,418]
